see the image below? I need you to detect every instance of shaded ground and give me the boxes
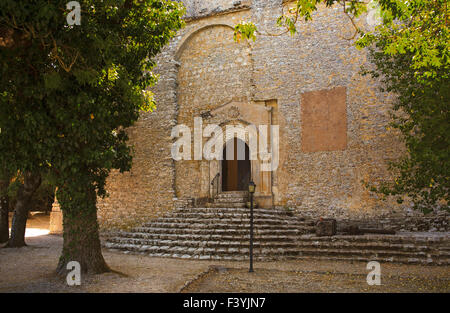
[0,234,214,293]
[8,211,50,229]
[0,214,449,293]
[182,266,450,293]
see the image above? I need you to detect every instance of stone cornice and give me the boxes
[183,0,251,22]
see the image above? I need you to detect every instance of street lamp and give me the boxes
[248,181,256,273]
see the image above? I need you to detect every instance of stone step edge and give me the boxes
[105,230,449,243]
[104,244,449,260]
[104,239,449,251]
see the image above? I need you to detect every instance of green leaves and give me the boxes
[364,43,449,212]
[141,90,157,112]
[357,0,449,84]
[73,69,99,86]
[276,16,298,36]
[234,22,257,42]
[44,72,62,90]
[0,0,184,199]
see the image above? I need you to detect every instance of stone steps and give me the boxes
[103,207,450,265]
[174,207,294,216]
[143,219,314,229]
[109,232,302,241]
[106,235,448,253]
[106,246,448,262]
[104,241,450,265]
[214,197,248,203]
[298,234,450,244]
[143,219,310,227]
[107,231,449,246]
[130,227,311,237]
[172,211,295,218]
[215,191,248,198]
[136,225,314,234]
[151,213,294,220]
[206,191,248,209]
[206,202,248,208]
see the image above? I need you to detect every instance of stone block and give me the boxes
[315,218,337,236]
[49,210,63,234]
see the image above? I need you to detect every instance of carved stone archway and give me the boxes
[199,100,275,208]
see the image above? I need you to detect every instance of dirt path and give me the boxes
[182,265,450,293]
[0,234,216,293]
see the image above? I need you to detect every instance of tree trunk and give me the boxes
[0,177,10,243]
[56,184,109,276]
[7,172,41,247]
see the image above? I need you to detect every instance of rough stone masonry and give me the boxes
[91,0,448,232]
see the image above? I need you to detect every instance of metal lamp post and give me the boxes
[248,181,256,273]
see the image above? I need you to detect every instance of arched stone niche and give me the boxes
[174,22,238,61]
[174,23,253,201]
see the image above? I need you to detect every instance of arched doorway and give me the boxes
[222,138,251,191]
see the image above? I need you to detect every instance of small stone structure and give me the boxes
[316,218,337,236]
[49,192,62,234]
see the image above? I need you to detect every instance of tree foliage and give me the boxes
[363,44,449,212]
[0,0,184,272]
[357,0,449,83]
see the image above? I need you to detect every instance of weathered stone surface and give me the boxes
[49,195,63,234]
[103,206,450,264]
[316,218,337,236]
[179,0,252,21]
[301,87,347,152]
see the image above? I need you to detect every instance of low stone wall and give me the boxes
[293,208,450,233]
[338,212,449,232]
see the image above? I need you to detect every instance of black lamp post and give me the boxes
[248,181,256,273]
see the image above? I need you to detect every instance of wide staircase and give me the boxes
[104,200,450,265]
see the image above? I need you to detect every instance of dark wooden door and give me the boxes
[222,138,250,191]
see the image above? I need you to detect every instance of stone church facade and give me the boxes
[96,0,406,231]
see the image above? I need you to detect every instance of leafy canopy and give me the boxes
[363,43,449,212]
[0,0,184,196]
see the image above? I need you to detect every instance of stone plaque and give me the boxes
[301,87,347,152]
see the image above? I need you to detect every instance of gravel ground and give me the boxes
[0,214,449,293]
[0,234,215,293]
[182,266,450,293]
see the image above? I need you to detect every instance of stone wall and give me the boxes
[97,0,425,230]
[175,21,253,199]
[177,0,252,20]
[248,2,403,220]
